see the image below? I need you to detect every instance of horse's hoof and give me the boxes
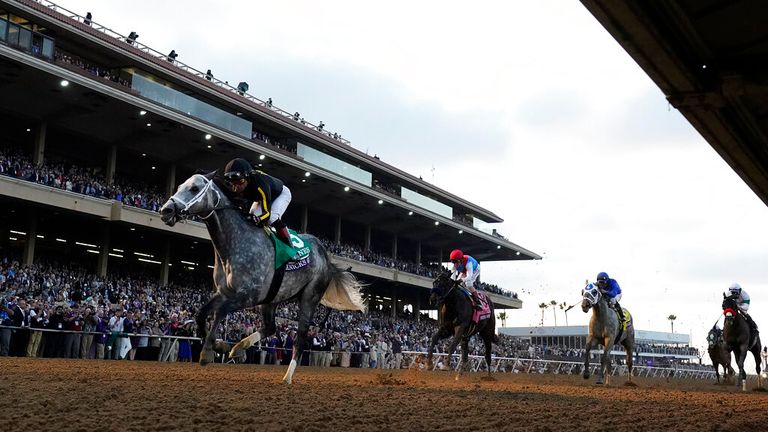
[595,379,604,385]
[199,351,214,366]
[582,373,590,380]
[282,378,292,385]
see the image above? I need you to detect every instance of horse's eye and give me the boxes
[190,186,199,193]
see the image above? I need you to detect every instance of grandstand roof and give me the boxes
[0,0,542,262]
[500,325,690,345]
[582,0,768,207]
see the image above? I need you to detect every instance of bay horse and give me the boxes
[160,172,366,384]
[426,271,498,380]
[707,326,734,384]
[581,283,635,385]
[722,294,762,390]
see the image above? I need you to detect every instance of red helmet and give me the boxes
[449,249,464,261]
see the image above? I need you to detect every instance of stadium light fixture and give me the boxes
[26,128,31,132]
[108,253,123,258]
[497,245,502,249]
[458,230,463,234]
[113,248,124,252]
[204,134,212,140]
[304,172,311,177]
[8,237,17,241]
[516,251,521,256]
[259,154,266,160]
[141,153,146,157]
[9,230,26,235]
[344,186,350,192]
[378,199,384,205]
[408,211,413,216]
[167,50,178,62]
[237,81,249,95]
[146,123,151,127]
[130,227,136,231]
[86,249,100,254]
[434,221,439,226]
[151,166,156,170]
[36,234,44,239]
[55,238,66,243]
[139,110,147,116]
[127,31,139,44]
[207,145,212,149]
[60,80,69,87]
[75,241,97,248]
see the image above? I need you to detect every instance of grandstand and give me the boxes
[0,0,539,324]
[500,325,700,365]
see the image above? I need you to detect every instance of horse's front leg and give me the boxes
[197,293,223,366]
[597,336,611,385]
[427,327,449,370]
[583,335,594,380]
[455,338,470,381]
[445,325,465,373]
[735,348,748,390]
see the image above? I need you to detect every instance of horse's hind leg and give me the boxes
[484,333,494,378]
[622,337,634,384]
[283,283,322,385]
[197,294,223,366]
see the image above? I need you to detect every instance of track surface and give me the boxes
[1,358,767,431]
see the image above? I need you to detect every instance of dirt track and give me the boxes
[1,358,767,432]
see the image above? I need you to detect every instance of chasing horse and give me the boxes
[722,292,762,391]
[581,283,635,385]
[707,325,734,385]
[160,171,366,384]
[426,271,498,380]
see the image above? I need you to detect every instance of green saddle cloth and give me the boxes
[271,228,311,269]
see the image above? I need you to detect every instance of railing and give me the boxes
[17,0,351,145]
[400,351,738,381]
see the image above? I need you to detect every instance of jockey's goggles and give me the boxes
[224,171,247,184]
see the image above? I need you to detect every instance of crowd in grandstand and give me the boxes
[0,148,166,213]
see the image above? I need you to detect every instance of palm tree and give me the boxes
[539,303,548,326]
[668,314,677,333]
[497,311,507,327]
[559,302,570,326]
[550,300,558,325]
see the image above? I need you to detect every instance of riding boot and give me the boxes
[746,313,759,343]
[272,219,293,247]
[614,302,625,323]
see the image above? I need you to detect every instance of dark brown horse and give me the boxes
[707,326,734,384]
[426,271,498,380]
[722,295,762,390]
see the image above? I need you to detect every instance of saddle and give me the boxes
[471,292,492,324]
[613,308,632,345]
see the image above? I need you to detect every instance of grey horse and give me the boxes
[581,283,635,385]
[159,172,366,384]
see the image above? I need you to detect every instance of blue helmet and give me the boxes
[596,272,609,281]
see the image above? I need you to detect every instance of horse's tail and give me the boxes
[321,265,367,312]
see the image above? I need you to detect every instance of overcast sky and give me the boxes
[58,1,768,360]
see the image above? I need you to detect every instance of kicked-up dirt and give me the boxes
[1,357,766,431]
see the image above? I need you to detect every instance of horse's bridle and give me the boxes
[582,285,601,307]
[432,276,459,305]
[169,175,230,220]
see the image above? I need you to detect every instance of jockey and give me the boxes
[449,249,482,310]
[595,272,625,323]
[726,283,758,337]
[224,158,292,246]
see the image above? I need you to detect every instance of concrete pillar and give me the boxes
[22,213,37,266]
[438,248,444,266]
[391,285,397,319]
[391,235,398,259]
[106,144,117,185]
[165,164,177,197]
[334,215,342,244]
[414,295,421,322]
[415,241,421,266]
[159,241,171,286]
[33,122,47,167]
[300,205,308,233]
[364,225,371,251]
[96,225,110,277]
